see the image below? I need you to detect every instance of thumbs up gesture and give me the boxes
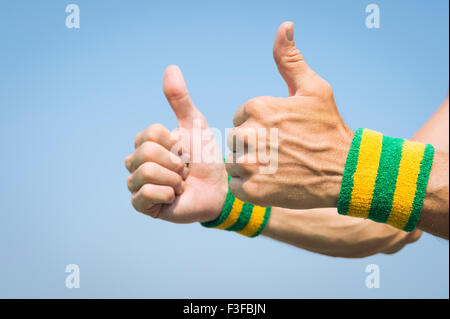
[125,66,228,223]
[226,22,354,209]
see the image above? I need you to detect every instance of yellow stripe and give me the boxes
[387,140,425,229]
[216,198,244,229]
[237,206,266,237]
[347,129,383,218]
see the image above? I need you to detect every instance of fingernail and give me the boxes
[286,22,294,41]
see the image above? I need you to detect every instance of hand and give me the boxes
[125,65,228,223]
[226,22,354,209]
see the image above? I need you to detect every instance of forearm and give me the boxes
[417,151,449,238]
[327,99,449,238]
[262,207,421,258]
[227,23,448,242]
[415,96,449,238]
[331,135,448,239]
[260,97,449,255]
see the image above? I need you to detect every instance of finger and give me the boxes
[225,154,252,177]
[273,21,312,96]
[163,65,207,128]
[134,123,176,150]
[132,184,175,213]
[233,97,269,127]
[126,141,186,174]
[226,127,241,154]
[226,125,258,154]
[233,102,249,127]
[127,162,183,194]
[140,205,163,219]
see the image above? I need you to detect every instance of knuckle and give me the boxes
[141,141,157,158]
[167,150,184,171]
[163,188,175,202]
[134,132,142,148]
[173,157,185,172]
[232,130,250,154]
[284,47,304,64]
[242,127,258,142]
[178,162,186,172]
[140,184,153,199]
[145,206,161,219]
[131,194,139,211]
[246,97,263,114]
[141,162,157,178]
[147,123,165,140]
[126,174,133,190]
[232,113,240,127]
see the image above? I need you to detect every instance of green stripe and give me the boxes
[201,175,234,228]
[337,128,364,215]
[403,144,435,232]
[201,189,235,228]
[250,207,272,238]
[367,135,404,223]
[226,202,254,231]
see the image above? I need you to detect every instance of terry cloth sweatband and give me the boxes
[201,175,271,237]
[338,128,434,232]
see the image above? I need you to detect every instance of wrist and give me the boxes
[201,175,271,237]
[210,179,229,222]
[325,128,355,207]
[199,175,229,223]
[337,128,435,232]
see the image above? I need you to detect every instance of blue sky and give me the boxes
[0,0,448,297]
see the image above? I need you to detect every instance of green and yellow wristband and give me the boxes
[338,128,434,232]
[201,176,271,237]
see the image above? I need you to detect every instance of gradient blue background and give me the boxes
[0,0,448,298]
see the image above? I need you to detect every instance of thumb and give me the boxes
[163,65,207,128]
[273,21,312,96]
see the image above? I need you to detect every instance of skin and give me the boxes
[263,95,449,257]
[414,95,449,238]
[125,66,228,224]
[227,22,449,239]
[125,23,448,258]
[124,72,445,257]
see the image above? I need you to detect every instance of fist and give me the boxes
[226,22,353,209]
[126,66,228,223]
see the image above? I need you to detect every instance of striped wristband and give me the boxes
[201,176,271,237]
[338,128,434,232]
